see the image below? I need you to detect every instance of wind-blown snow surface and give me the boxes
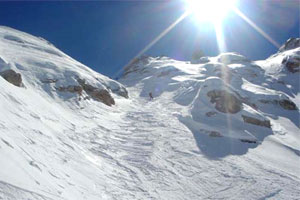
[0,26,299,199]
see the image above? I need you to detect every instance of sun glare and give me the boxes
[186,0,237,23]
[116,0,280,78]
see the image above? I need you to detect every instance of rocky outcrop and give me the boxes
[56,85,83,95]
[109,86,129,99]
[41,78,58,83]
[206,111,217,117]
[77,78,96,92]
[278,99,298,110]
[53,78,116,106]
[259,99,298,110]
[200,128,223,137]
[242,115,271,128]
[89,89,115,106]
[209,131,222,137]
[77,78,115,106]
[240,139,257,144]
[279,38,300,52]
[0,69,22,87]
[282,55,300,73]
[207,90,242,114]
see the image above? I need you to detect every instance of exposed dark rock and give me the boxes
[207,90,242,114]
[242,115,271,128]
[56,85,83,95]
[240,139,257,144]
[0,69,22,87]
[259,99,272,104]
[83,96,90,100]
[68,86,83,94]
[209,131,222,137]
[90,89,115,106]
[200,128,223,137]
[259,99,298,110]
[110,88,129,99]
[206,111,218,117]
[279,38,300,52]
[103,80,129,99]
[77,78,115,106]
[282,55,300,73]
[77,78,97,92]
[41,78,58,83]
[251,103,258,110]
[278,99,298,110]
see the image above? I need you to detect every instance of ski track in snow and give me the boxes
[60,88,299,199]
[1,81,299,200]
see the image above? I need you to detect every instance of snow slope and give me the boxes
[0,26,299,199]
[121,51,299,144]
[0,26,128,104]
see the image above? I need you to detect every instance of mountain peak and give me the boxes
[279,37,300,52]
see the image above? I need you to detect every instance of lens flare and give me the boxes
[115,12,188,78]
[232,7,281,48]
[114,1,280,79]
[186,0,237,23]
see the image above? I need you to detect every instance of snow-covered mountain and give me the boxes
[0,26,128,106]
[0,26,299,199]
[121,43,299,145]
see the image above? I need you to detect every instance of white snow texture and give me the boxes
[0,26,299,199]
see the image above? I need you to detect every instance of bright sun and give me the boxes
[185,0,237,23]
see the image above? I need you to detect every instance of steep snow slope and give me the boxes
[0,26,134,199]
[0,26,299,199]
[0,26,128,105]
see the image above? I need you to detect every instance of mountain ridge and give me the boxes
[0,26,299,200]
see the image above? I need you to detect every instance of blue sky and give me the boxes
[0,0,299,77]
